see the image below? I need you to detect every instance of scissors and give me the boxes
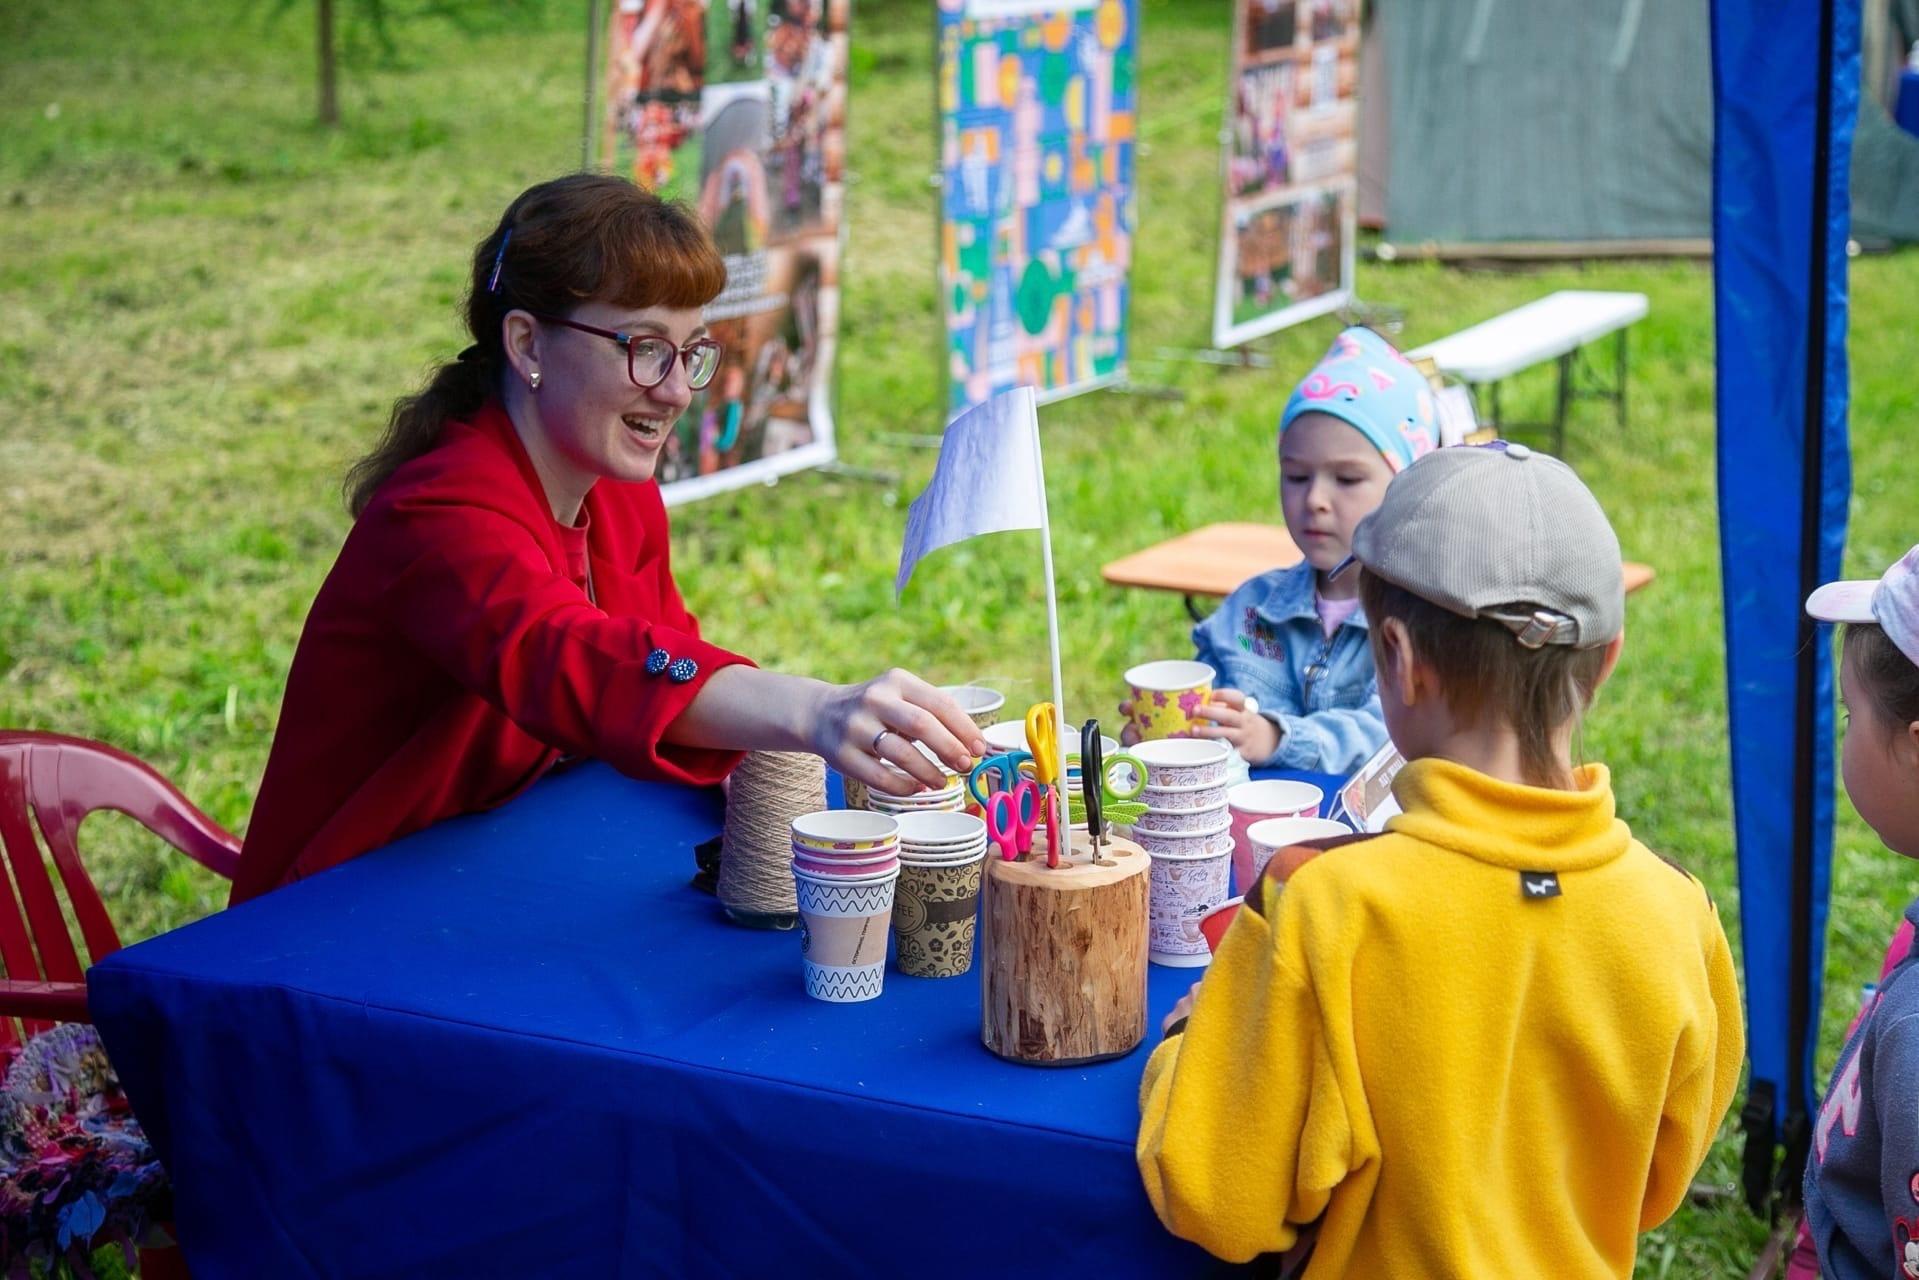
[967,750,1034,809]
[1067,723,1147,832]
[1024,703,1062,786]
[986,778,1056,862]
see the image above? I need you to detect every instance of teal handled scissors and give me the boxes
[967,750,1034,809]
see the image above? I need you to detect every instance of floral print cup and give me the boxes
[1130,738,1234,789]
[1123,660,1217,740]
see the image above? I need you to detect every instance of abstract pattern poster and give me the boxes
[937,0,1137,415]
[603,0,849,503]
[1213,0,1357,348]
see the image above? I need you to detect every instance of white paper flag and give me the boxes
[895,387,1044,596]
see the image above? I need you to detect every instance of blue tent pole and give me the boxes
[1711,0,1858,1215]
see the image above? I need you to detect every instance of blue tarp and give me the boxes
[1711,0,1858,1210]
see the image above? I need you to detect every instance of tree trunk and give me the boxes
[318,0,340,127]
[980,830,1150,1066]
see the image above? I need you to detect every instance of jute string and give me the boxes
[718,750,824,921]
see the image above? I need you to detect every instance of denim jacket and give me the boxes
[1190,561,1387,775]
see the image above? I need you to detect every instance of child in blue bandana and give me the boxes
[1131,327,1437,774]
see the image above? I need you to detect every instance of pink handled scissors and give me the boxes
[985,778,1060,865]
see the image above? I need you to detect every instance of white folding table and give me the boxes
[1407,290,1649,455]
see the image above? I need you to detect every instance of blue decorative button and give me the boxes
[668,657,699,683]
[645,648,671,675]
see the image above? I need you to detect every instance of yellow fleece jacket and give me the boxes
[1137,758,1744,1277]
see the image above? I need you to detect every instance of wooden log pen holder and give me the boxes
[979,827,1149,1066]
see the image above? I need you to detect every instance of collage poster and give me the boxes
[1212,0,1358,348]
[937,0,1138,415]
[603,0,849,504]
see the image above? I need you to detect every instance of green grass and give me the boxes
[2,1,1915,1272]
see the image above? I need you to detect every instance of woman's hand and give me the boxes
[1191,688,1280,765]
[1117,699,1140,746]
[810,669,988,796]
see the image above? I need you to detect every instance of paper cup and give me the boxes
[1124,660,1217,740]
[792,810,899,853]
[940,684,1007,729]
[792,848,900,879]
[1229,781,1327,892]
[1246,816,1353,887]
[895,811,988,850]
[1133,803,1232,836]
[1131,738,1234,789]
[981,720,1034,754]
[1132,822,1235,859]
[1140,780,1230,813]
[1147,839,1234,967]
[891,851,986,978]
[793,866,898,1002]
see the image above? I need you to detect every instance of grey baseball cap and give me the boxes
[1349,442,1625,649]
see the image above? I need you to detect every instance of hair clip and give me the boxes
[487,228,513,294]
[1327,553,1358,581]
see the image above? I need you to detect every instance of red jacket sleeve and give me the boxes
[371,490,752,785]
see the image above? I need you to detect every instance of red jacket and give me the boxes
[232,401,751,904]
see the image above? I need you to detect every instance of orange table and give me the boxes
[1102,522,1654,620]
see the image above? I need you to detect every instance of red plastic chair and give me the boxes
[0,731,239,1051]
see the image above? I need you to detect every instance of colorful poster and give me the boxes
[1212,0,1358,348]
[937,0,1138,414]
[603,0,848,504]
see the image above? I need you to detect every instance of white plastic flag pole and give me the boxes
[1027,392,1069,805]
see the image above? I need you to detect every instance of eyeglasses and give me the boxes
[528,313,723,390]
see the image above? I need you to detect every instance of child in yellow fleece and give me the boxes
[1136,443,1745,1278]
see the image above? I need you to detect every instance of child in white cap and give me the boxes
[1801,546,1919,1280]
[1137,443,1743,1276]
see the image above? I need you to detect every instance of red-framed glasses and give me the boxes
[528,313,724,390]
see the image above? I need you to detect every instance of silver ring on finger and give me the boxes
[870,728,894,756]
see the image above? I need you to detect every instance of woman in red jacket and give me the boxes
[233,174,984,903]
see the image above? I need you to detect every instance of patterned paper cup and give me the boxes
[1147,841,1234,967]
[1131,738,1234,790]
[792,847,900,879]
[939,684,1007,729]
[1139,780,1230,813]
[895,811,989,851]
[1132,821,1235,859]
[1124,660,1217,740]
[793,866,899,1003]
[1133,802,1233,836]
[868,787,965,816]
[1229,781,1326,893]
[1246,816,1353,887]
[791,810,900,853]
[891,851,986,978]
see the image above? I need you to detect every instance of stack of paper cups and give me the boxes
[1123,739,1235,967]
[790,811,900,1002]
[891,811,988,978]
[866,742,966,817]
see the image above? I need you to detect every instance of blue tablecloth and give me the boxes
[90,760,1339,1278]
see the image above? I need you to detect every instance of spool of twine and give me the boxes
[718,750,825,929]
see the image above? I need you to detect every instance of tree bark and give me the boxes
[318,0,340,127]
[980,830,1149,1066]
